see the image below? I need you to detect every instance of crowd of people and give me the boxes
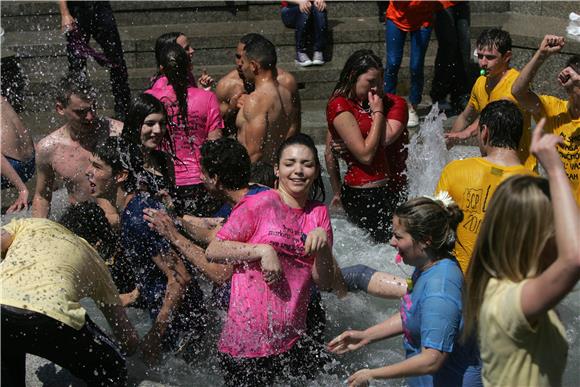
[1,1,580,386]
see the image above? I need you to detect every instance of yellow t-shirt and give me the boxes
[479,279,568,386]
[1,218,120,330]
[435,158,534,273]
[539,95,580,203]
[469,68,535,170]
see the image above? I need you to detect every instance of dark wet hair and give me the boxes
[395,197,464,260]
[243,34,277,70]
[55,72,96,107]
[159,42,190,132]
[201,138,251,190]
[566,55,580,74]
[92,137,144,193]
[479,100,523,150]
[122,93,175,155]
[332,49,383,99]
[155,31,182,67]
[276,133,325,202]
[251,161,276,188]
[240,33,263,46]
[476,28,512,55]
[58,201,117,259]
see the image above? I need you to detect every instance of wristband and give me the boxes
[372,110,384,116]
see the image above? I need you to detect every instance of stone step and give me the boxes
[18,54,437,112]
[0,1,380,32]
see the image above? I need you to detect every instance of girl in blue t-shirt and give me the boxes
[328,195,482,387]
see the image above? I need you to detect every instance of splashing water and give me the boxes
[3,122,579,386]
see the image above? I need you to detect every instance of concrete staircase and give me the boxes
[1,1,579,138]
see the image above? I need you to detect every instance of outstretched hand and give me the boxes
[143,208,178,240]
[6,189,29,213]
[530,118,564,174]
[327,330,369,354]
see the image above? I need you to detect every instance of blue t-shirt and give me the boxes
[120,193,171,307]
[212,184,271,218]
[400,258,481,387]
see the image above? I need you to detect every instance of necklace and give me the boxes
[357,101,372,115]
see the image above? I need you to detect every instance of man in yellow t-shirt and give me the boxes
[512,34,580,203]
[446,28,535,170]
[1,202,139,386]
[436,100,534,273]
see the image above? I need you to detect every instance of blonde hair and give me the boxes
[463,175,554,341]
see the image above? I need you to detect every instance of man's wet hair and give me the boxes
[566,55,580,74]
[240,33,263,46]
[479,100,523,150]
[250,161,276,188]
[55,72,96,107]
[58,201,117,259]
[201,138,251,190]
[243,34,277,70]
[92,136,144,193]
[476,29,512,55]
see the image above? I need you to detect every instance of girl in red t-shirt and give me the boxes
[325,49,408,243]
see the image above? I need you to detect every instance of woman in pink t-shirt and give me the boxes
[146,43,224,216]
[206,133,338,386]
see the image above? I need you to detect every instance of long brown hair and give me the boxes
[462,175,553,341]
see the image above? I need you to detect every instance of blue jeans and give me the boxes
[384,19,432,106]
[281,4,328,53]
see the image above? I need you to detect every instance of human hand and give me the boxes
[314,0,326,12]
[330,193,342,209]
[348,368,375,387]
[331,138,348,156]
[538,35,565,57]
[530,118,564,175]
[6,188,29,213]
[304,227,329,255]
[327,330,370,354]
[558,66,580,88]
[236,93,249,110]
[368,91,383,115]
[61,14,76,33]
[260,245,283,285]
[143,208,178,240]
[298,0,311,14]
[445,129,471,147]
[198,68,215,89]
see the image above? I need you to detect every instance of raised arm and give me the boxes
[521,119,580,323]
[512,35,565,117]
[333,91,385,165]
[31,140,55,218]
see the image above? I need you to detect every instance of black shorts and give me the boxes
[1,305,127,387]
[341,184,407,243]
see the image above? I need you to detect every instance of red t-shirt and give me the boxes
[386,0,439,31]
[327,93,408,187]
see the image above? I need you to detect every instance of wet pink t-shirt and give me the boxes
[146,76,223,186]
[215,189,333,358]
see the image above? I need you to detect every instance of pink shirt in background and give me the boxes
[146,76,223,186]
[215,189,333,358]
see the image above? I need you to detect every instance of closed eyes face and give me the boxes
[86,155,114,197]
[275,144,318,199]
[140,113,166,150]
[389,216,427,266]
[176,34,194,60]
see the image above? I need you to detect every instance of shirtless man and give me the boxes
[31,74,122,218]
[1,97,35,213]
[216,33,301,139]
[233,34,298,165]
